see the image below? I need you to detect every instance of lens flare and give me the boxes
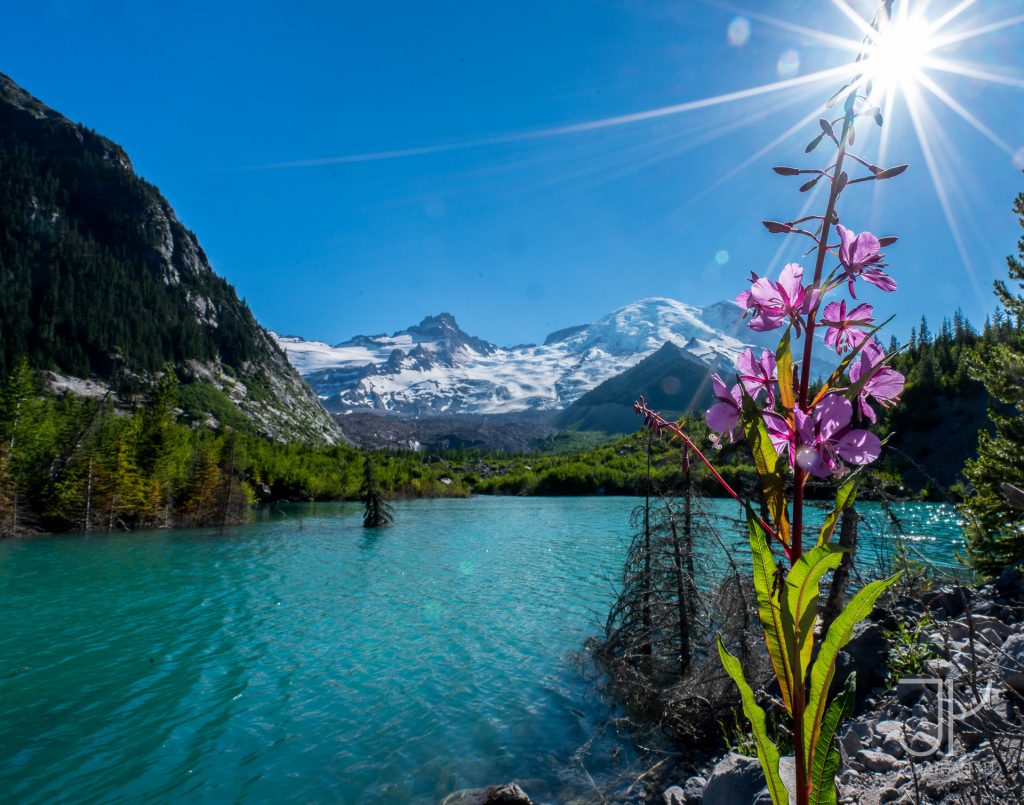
[728,16,751,47]
[777,48,801,78]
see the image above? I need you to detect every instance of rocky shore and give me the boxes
[450,564,1024,805]
[667,563,1024,804]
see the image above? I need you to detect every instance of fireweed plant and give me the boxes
[634,11,910,805]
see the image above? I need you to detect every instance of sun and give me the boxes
[863,12,934,97]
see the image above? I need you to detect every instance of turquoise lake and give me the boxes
[0,497,965,804]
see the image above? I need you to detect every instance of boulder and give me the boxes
[702,753,765,805]
[683,775,707,803]
[441,784,533,805]
[481,785,533,804]
[836,618,892,706]
[856,749,899,773]
[662,785,686,805]
[995,564,1024,599]
[923,586,971,617]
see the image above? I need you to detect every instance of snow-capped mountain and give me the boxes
[276,298,823,417]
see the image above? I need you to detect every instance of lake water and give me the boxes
[0,497,965,804]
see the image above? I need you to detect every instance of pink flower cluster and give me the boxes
[706,226,904,478]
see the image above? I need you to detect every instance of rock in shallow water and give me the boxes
[441,783,533,805]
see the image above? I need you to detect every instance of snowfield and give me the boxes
[275,298,822,416]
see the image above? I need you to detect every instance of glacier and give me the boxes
[275,297,828,417]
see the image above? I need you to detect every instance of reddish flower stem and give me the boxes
[633,400,783,549]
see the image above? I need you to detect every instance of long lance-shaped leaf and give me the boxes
[717,635,788,805]
[817,479,857,547]
[809,673,856,805]
[803,573,902,762]
[782,544,847,684]
[775,327,796,413]
[741,392,790,545]
[748,512,795,714]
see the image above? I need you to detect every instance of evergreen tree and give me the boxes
[361,456,393,528]
[962,189,1024,574]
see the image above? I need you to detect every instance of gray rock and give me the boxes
[856,749,898,773]
[703,753,765,805]
[682,776,706,804]
[973,615,1012,639]
[441,784,533,805]
[778,756,796,805]
[662,785,686,805]
[908,730,942,755]
[925,658,953,679]
[924,587,971,617]
[480,784,533,805]
[839,727,861,760]
[881,734,906,759]
[874,720,904,736]
[849,720,872,739]
[897,679,929,705]
[995,564,1024,598]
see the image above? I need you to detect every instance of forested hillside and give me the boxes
[0,72,338,444]
[875,310,1015,497]
[0,362,468,536]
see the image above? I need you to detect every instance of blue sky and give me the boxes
[3,0,1022,346]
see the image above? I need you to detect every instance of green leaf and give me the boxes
[775,328,795,412]
[809,673,856,805]
[748,513,795,714]
[782,545,847,684]
[717,635,789,805]
[741,391,789,544]
[803,573,902,762]
[817,479,857,547]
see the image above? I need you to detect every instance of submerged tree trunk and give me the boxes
[641,435,653,662]
[361,456,393,528]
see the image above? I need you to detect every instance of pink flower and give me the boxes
[736,263,820,335]
[705,374,743,445]
[736,348,777,407]
[848,339,905,423]
[794,394,882,478]
[763,411,793,461]
[820,300,874,354]
[836,225,896,297]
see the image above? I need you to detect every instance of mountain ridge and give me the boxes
[277,296,827,420]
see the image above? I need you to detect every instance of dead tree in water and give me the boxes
[596,467,766,746]
[600,448,700,685]
[361,456,393,528]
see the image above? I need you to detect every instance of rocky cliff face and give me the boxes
[0,72,340,444]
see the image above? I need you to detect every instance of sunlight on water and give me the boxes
[0,497,964,803]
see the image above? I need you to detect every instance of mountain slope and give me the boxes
[279,297,827,418]
[553,341,719,434]
[0,73,339,444]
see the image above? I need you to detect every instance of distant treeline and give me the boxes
[0,362,469,536]
[876,307,1020,498]
[2,304,1020,537]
